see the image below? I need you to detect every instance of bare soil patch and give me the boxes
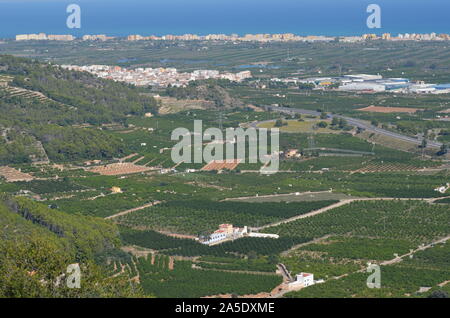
[0,166,34,182]
[87,163,154,176]
[201,160,241,171]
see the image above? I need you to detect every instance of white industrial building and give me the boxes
[409,84,436,94]
[290,73,450,95]
[339,82,386,92]
[343,74,383,81]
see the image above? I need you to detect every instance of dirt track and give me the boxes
[105,201,162,220]
[250,196,448,231]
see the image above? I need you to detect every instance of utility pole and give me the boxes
[218,111,224,131]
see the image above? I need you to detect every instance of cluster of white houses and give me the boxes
[61,64,252,88]
[200,224,279,246]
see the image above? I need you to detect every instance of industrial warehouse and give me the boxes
[274,74,450,94]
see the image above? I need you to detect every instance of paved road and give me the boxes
[258,106,442,149]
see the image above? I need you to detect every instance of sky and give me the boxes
[0,0,449,38]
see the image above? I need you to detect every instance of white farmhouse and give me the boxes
[288,273,315,290]
[200,224,248,245]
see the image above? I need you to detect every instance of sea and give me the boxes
[0,0,449,39]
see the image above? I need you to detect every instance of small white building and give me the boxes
[435,183,449,194]
[288,273,315,290]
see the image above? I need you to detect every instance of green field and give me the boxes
[136,256,282,298]
[116,200,338,235]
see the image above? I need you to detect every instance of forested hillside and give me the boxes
[0,195,141,297]
[0,55,158,164]
[1,55,158,124]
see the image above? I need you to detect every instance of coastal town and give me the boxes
[13,32,450,43]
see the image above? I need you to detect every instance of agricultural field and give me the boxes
[116,197,450,297]
[285,240,450,298]
[1,42,450,299]
[226,191,356,203]
[264,200,449,244]
[262,200,450,298]
[17,165,448,221]
[195,255,278,273]
[3,40,450,84]
[116,200,338,235]
[136,256,282,298]
[0,166,34,182]
[121,227,307,258]
[87,163,155,176]
[201,160,241,172]
[299,236,415,261]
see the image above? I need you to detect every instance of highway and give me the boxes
[260,106,443,149]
